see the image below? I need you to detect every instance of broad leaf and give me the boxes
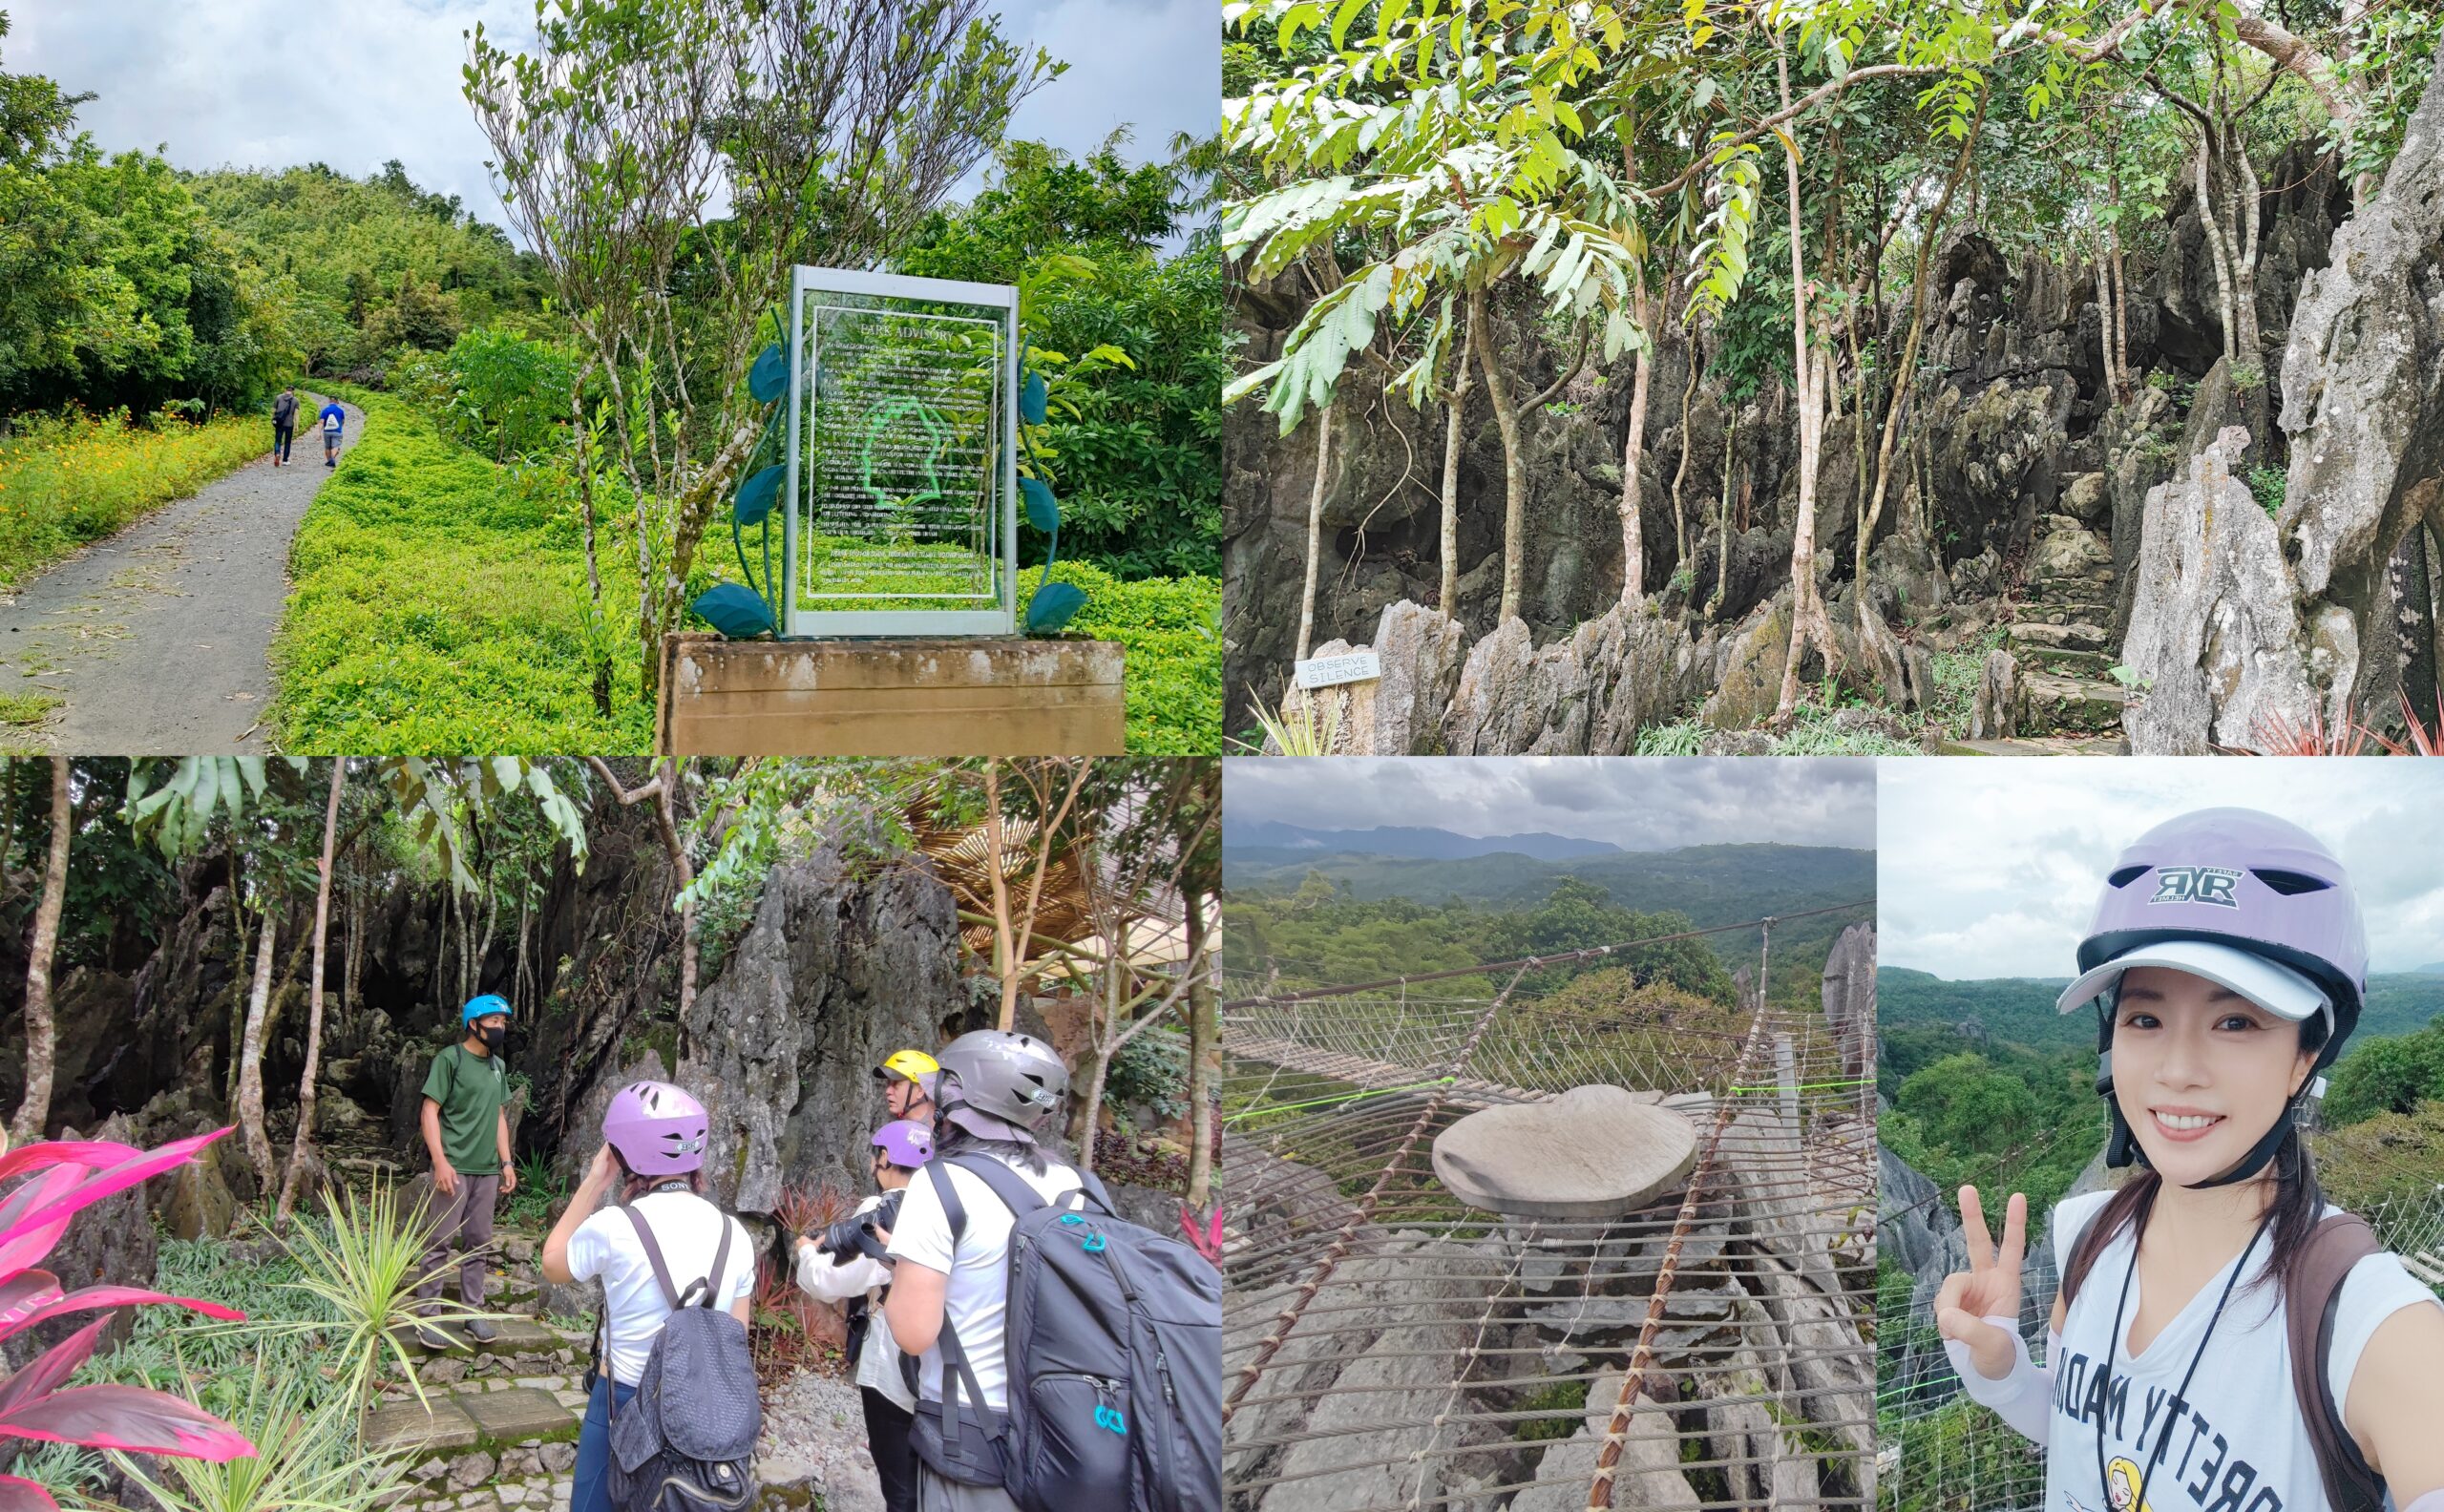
[0,1475,55,1512]
[0,1286,247,1345]
[1021,476,1060,535]
[747,343,788,404]
[0,1382,256,1460]
[1023,581,1087,635]
[733,464,785,527]
[1020,369,1048,426]
[691,584,776,640]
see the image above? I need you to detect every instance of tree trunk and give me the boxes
[1670,326,1700,572]
[984,761,1019,1031]
[1295,405,1334,663]
[1619,275,1655,608]
[1473,287,1529,625]
[277,759,348,1226]
[236,905,280,1190]
[8,759,70,1143]
[2197,133,2244,369]
[573,358,611,718]
[1438,310,1477,616]
[1771,31,1840,723]
[1183,887,1218,1208]
[1708,413,1738,620]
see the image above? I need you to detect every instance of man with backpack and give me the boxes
[794,1120,934,1512]
[415,995,517,1349]
[884,1029,1223,1512]
[542,1080,759,1512]
[318,398,347,467]
[270,387,298,466]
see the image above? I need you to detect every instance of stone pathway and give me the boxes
[1999,477,2129,736]
[0,396,359,752]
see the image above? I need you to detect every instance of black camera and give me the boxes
[815,1188,905,1267]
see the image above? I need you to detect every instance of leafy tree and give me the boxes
[2324,1018,2444,1125]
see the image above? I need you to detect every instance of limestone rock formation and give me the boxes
[1431,1086,1699,1219]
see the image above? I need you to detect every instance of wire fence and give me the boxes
[1219,905,1878,1512]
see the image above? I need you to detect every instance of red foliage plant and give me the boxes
[0,1126,259,1512]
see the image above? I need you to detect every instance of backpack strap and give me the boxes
[2287,1214,2385,1512]
[619,1203,685,1311]
[692,1206,735,1311]
[917,1163,999,1460]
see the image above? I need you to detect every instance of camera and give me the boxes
[815,1188,905,1267]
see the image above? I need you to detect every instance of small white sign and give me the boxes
[1294,651,1381,689]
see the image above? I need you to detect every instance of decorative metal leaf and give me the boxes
[748,343,788,404]
[734,465,786,527]
[1021,476,1060,535]
[1023,581,1087,635]
[691,584,776,640]
[1021,369,1048,425]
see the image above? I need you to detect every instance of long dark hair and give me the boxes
[611,1146,706,1204]
[2061,1013,2332,1317]
[932,1122,1062,1177]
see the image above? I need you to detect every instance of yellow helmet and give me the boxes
[873,1048,940,1093]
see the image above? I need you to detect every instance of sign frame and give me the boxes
[1294,651,1383,690]
[782,264,1020,638]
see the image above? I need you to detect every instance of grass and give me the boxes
[276,386,1220,753]
[0,692,59,725]
[0,405,269,589]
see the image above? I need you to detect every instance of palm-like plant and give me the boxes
[102,1354,413,1512]
[0,1129,257,1512]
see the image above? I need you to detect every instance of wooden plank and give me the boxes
[658,634,1126,755]
[2400,1250,2444,1287]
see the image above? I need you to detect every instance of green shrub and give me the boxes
[2247,466,2286,517]
[0,406,268,588]
[1027,560,1221,754]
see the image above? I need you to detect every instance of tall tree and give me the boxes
[276,759,349,1224]
[8,759,69,1143]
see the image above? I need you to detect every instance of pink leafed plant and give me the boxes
[1178,1203,1225,1265]
[0,1126,258,1512]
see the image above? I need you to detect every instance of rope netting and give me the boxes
[1218,905,1878,1512]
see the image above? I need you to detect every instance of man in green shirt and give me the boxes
[415,994,518,1347]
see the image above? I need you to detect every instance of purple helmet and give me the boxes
[871,1120,935,1169]
[2066,807,2366,1042]
[603,1082,710,1175]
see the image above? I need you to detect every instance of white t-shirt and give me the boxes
[794,1191,913,1411]
[885,1150,1085,1411]
[566,1188,756,1386]
[2043,1189,2441,1512]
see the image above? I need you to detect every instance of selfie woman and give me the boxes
[1937,808,2444,1512]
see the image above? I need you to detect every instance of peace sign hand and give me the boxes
[1934,1186,2029,1382]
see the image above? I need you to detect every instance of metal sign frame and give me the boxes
[782,265,1019,637]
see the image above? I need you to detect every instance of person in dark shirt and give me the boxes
[318,400,347,468]
[270,388,298,466]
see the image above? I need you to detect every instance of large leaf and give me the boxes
[747,343,788,404]
[0,1274,58,1334]
[0,1475,56,1512]
[0,1382,255,1460]
[1020,476,1060,535]
[733,464,785,528]
[5,1129,232,1256]
[690,584,776,640]
[0,1169,89,1280]
[0,1285,247,1345]
[1023,581,1087,635]
[1020,369,1048,426]
[0,1318,107,1415]
[0,1143,142,1186]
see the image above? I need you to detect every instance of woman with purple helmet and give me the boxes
[542,1081,755,1512]
[1933,808,2444,1512]
[793,1120,935,1512]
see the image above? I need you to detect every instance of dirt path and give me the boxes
[0,397,359,752]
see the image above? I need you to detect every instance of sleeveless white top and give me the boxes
[2042,1190,2440,1512]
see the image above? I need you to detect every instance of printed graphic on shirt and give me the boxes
[2147,867,2242,907]
[2053,1349,2286,1512]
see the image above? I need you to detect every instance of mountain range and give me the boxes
[1220,819,1624,862]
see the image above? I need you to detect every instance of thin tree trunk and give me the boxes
[1474,286,1528,625]
[277,759,348,1226]
[1771,28,1840,723]
[1619,270,1655,608]
[1708,413,1738,620]
[1295,406,1334,663]
[1670,326,1700,572]
[984,761,1018,1031]
[1438,310,1477,616]
[2196,133,2243,369]
[8,759,69,1143]
[236,906,280,1189]
[1183,887,1217,1208]
[2228,117,2264,368]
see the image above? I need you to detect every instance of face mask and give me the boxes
[478,1024,507,1053]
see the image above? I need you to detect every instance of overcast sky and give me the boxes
[1223,758,1880,851]
[12,0,1216,242]
[1879,759,2444,978]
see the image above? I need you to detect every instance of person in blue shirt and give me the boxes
[318,401,347,467]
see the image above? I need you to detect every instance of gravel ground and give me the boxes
[0,397,359,751]
[760,1367,889,1512]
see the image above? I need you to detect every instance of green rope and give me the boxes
[1223,1076,1458,1124]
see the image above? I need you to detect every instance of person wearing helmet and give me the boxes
[542,1081,753,1512]
[1935,809,2444,1512]
[792,1121,935,1512]
[414,994,518,1349]
[874,1049,940,1125]
[883,1029,1083,1512]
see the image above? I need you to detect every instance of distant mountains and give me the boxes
[1221,820,1624,862]
[1880,966,2444,1047]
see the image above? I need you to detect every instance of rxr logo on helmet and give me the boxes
[2149,865,2243,907]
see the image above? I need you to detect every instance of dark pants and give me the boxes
[414,1170,499,1309]
[573,1376,638,1512]
[864,1387,918,1512]
[323,429,341,464]
[272,420,293,462]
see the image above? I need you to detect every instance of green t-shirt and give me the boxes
[420,1042,508,1176]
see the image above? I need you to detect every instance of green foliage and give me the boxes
[0,405,268,586]
[1482,877,1736,998]
[2329,5,2444,187]
[394,326,577,463]
[1105,1025,1191,1128]
[2323,1016,2444,1125]
[1513,1376,1591,1442]
[499,1150,570,1231]
[2247,465,2286,517]
[1032,559,1222,755]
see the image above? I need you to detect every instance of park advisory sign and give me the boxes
[784,265,1019,637]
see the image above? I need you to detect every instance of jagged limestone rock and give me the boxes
[1369,600,1470,752]
[1968,649,2019,740]
[2062,472,2110,525]
[1508,1370,1699,1512]
[1698,595,1791,730]
[1431,1086,1698,1220]
[1821,924,1875,1083]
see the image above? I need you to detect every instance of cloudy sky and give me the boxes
[1223,758,1880,851]
[1880,759,2444,978]
[12,0,1216,240]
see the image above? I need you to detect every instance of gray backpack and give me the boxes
[601,1200,761,1512]
[911,1153,1222,1512]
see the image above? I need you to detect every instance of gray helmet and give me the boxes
[934,1029,1068,1142]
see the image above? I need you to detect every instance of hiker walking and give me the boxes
[270,387,298,466]
[1939,808,2444,1512]
[543,1081,756,1512]
[318,397,347,467]
[885,1029,1224,1512]
[795,1120,935,1512]
[414,994,517,1349]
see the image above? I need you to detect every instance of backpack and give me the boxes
[596,1200,762,1512]
[909,1153,1222,1512]
[273,392,296,424]
[2062,1208,2384,1512]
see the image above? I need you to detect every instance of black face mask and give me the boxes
[477,1024,507,1053]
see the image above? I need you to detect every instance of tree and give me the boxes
[8,758,69,1143]
[275,759,349,1225]
[466,0,1051,698]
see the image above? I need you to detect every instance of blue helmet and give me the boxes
[462,994,512,1024]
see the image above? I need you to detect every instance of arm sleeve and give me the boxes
[724,1218,756,1309]
[884,1166,955,1274]
[419,1052,453,1106]
[2327,1254,2444,1411]
[1944,1313,2055,1448]
[564,1210,613,1284]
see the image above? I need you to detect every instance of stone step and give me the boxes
[2018,672,2129,735]
[2015,645,2115,676]
[394,1318,584,1361]
[1935,734,2132,756]
[2006,620,2110,652]
[366,1385,583,1460]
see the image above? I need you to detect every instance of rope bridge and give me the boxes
[1219,904,1878,1512]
